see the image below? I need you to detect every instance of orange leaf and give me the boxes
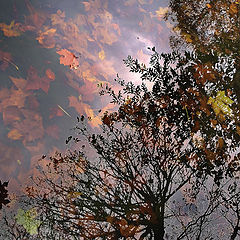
[56,49,79,69]
[8,129,23,140]
[229,3,238,15]
[45,69,55,80]
[0,20,21,37]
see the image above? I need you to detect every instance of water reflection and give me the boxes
[0,0,171,193]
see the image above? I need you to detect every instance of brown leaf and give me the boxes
[25,66,55,93]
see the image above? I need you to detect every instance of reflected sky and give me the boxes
[0,0,172,194]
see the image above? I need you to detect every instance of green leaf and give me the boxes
[16,208,41,235]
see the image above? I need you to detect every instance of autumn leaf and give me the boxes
[24,0,47,29]
[16,208,41,235]
[207,91,234,117]
[25,66,55,93]
[217,137,224,149]
[8,129,23,140]
[0,87,30,112]
[57,49,79,69]
[229,3,238,15]
[12,109,44,143]
[0,20,21,37]
[98,50,105,60]
[45,69,55,80]
[82,69,97,82]
[9,76,27,90]
[155,7,169,19]
[206,3,212,9]
[36,28,56,48]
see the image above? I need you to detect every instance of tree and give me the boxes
[5,50,236,239]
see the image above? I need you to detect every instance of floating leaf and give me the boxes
[207,91,234,117]
[16,208,41,235]
[7,129,23,140]
[57,49,79,69]
[0,20,21,37]
[98,50,105,60]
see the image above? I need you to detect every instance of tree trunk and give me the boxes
[153,204,165,240]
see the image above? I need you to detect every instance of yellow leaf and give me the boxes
[208,91,234,117]
[155,7,169,18]
[183,33,193,43]
[67,191,83,198]
[98,50,105,60]
[217,91,234,105]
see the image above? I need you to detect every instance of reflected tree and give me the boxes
[5,50,237,239]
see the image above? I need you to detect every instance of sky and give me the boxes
[0,0,172,194]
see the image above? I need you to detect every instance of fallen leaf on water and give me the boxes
[45,69,55,80]
[56,49,79,69]
[155,7,169,19]
[207,91,234,117]
[0,20,22,37]
[9,76,27,90]
[98,50,105,60]
[8,129,23,140]
[36,28,56,48]
[25,66,55,93]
